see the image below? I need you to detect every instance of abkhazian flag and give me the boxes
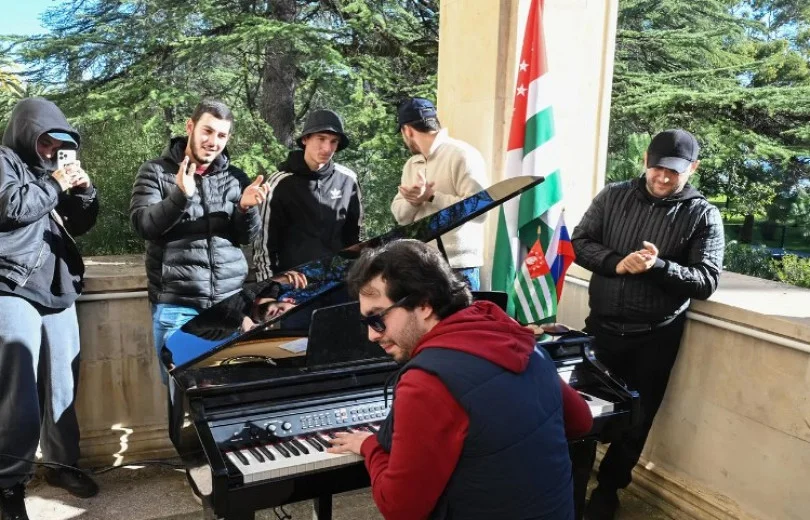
[491,0,575,324]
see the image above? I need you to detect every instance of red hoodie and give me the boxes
[359,301,593,520]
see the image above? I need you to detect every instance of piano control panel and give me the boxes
[211,392,392,448]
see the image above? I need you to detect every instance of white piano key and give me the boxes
[579,391,615,416]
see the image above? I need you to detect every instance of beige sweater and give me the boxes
[390,130,487,268]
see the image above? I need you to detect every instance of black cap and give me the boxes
[646,129,700,174]
[397,97,438,131]
[296,109,349,151]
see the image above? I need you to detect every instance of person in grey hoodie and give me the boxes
[0,97,100,520]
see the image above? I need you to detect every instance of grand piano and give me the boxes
[162,176,639,520]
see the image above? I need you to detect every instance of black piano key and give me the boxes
[312,435,332,449]
[274,443,291,458]
[291,438,309,454]
[231,450,249,465]
[283,440,300,456]
[258,445,275,461]
[305,436,324,452]
[247,446,264,463]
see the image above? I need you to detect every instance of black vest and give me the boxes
[377,347,574,520]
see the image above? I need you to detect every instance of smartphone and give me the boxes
[57,149,77,170]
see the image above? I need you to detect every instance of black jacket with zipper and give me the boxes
[130,137,261,309]
[252,150,363,281]
[571,176,725,325]
[0,97,98,309]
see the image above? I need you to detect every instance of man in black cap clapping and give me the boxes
[253,109,363,282]
[570,129,725,520]
[391,97,488,290]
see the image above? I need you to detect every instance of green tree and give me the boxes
[606,132,649,183]
[611,0,810,244]
[4,0,440,252]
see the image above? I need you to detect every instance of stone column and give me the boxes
[436,0,619,288]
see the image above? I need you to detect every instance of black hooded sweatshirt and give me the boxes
[0,97,99,310]
[252,149,363,281]
[571,176,725,325]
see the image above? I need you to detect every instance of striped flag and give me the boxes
[491,0,575,324]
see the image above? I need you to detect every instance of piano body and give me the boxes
[162,176,640,520]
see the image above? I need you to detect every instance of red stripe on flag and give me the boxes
[507,0,549,152]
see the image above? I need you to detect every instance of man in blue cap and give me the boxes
[390,97,488,290]
[253,108,363,282]
[571,129,725,520]
[0,97,100,520]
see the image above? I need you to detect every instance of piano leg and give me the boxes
[569,438,598,520]
[312,494,333,520]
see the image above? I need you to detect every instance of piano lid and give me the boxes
[163,175,544,378]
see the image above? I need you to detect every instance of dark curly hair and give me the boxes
[346,239,472,319]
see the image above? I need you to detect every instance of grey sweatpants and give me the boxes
[0,295,81,488]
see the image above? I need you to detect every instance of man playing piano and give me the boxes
[328,239,593,520]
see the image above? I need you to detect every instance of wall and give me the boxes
[560,273,810,520]
[75,256,172,466]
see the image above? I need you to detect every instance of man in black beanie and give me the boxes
[253,109,363,282]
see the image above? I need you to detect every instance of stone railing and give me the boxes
[558,272,810,520]
[75,255,171,466]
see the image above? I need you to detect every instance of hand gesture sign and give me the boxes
[239,175,271,211]
[176,156,197,197]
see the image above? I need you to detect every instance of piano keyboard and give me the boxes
[225,424,381,483]
[214,383,618,486]
[212,391,391,484]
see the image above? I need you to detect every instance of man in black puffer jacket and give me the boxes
[130,100,271,383]
[571,129,725,520]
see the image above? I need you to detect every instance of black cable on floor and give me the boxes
[0,453,185,478]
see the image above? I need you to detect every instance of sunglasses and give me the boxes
[359,296,409,333]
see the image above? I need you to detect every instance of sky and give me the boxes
[0,0,54,36]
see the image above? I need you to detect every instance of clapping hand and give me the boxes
[398,169,435,206]
[616,241,659,275]
[239,176,271,211]
[175,156,197,197]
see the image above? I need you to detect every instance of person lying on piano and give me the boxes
[327,239,593,520]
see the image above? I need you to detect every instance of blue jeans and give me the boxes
[454,267,481,291]
[0,296,81,487]
[151,303,199,384]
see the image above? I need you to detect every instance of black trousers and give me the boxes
[571,314,686,512]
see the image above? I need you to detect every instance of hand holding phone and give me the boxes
[57,149,77,170]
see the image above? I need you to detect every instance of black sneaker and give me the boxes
[584,486,619,520]
[43,467,99,498]
[0,483,29,520]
